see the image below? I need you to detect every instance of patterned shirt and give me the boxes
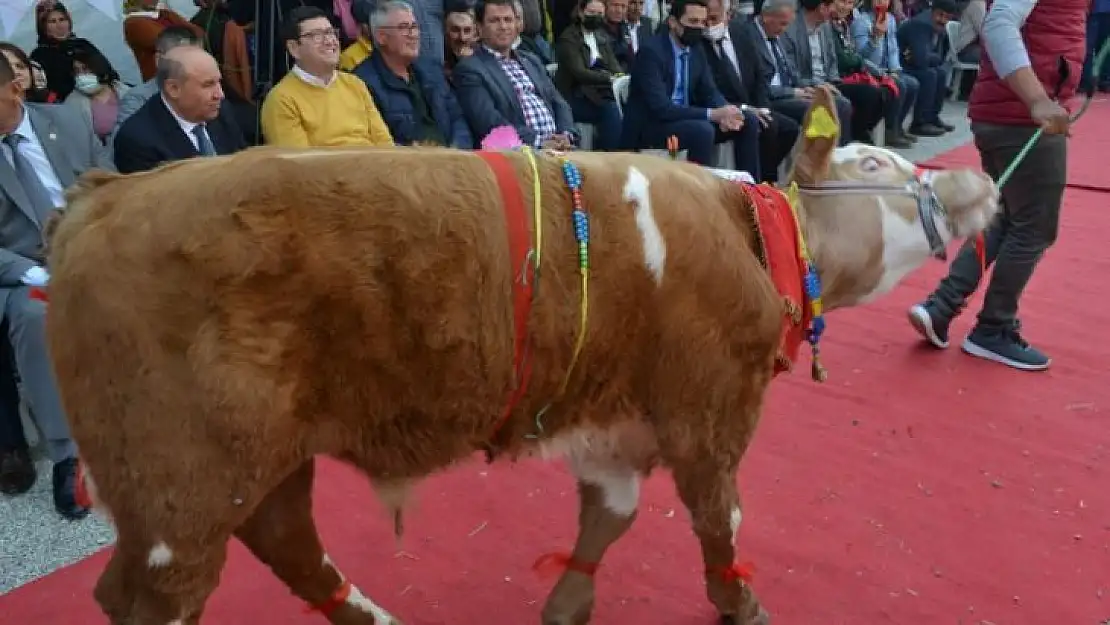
[486,46,558,147]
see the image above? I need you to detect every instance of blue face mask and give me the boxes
[74,73,100,94]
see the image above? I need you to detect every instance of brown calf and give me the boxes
[45,89,997,625]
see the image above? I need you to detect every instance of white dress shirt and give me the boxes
[162,95,201,151]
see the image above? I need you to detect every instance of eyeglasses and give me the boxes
[299,28,341,43]
[381,23,421,35]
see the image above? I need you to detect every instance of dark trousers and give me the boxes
[931,122,1067,330]
[887,73,920,131]
[904,66,947,126]
[771,94,853,145]
[836,82,885,143]
[639,118,717,165]
[760,109,799,182]
[715,110,762,179]
[570,94,622,151]
[0,324,27,454]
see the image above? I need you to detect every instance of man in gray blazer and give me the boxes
[454,0,575,148]
[781,0,884,143]
[739,0,852,143]
[0,53,111,520]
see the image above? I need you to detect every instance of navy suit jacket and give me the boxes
[896,11,947,70]
[113,96,247,174]
[620,32,728,148]
[354,52,473,149]
[453,46,575,147]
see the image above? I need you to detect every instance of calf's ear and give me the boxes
[789,85,840,186]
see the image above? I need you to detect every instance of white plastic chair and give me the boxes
[945,20,978,101]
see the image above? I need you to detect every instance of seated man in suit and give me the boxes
[784,0,885,143]
[741,0,852,144]
[354,0,473,148]
[454,0,576,149]
[114,46,248,174]
[603,0,650,72]
[0,53,112,519]
[621,0,757,174]
[702,0,798,181]
[896,0,958,135]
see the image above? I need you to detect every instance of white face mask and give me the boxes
[74,73,100,94]
[705,23,727,41]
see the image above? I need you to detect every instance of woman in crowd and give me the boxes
[61,47,130,147]
[553,0,623,151]
[30,1,107,101]
[0,43,57,103]
[850,0,920,145]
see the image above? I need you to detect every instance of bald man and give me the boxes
[113,46,248,174]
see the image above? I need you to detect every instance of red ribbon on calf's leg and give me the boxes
[304,579,354,617]
[532,552,599,578]
[708,561,757,584]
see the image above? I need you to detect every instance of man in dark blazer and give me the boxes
[739,0,852,144]
[702,0,798,180]
[897,0,958,135]
[354,0,473,148]
[114,47,247,174]
[0,53,112,519]
[604,0,654,71]
[621,0,758,174]
[454,0,575,148]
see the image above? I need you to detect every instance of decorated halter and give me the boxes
[791,105,955,261]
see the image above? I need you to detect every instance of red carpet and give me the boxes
[4,117,1109,625]
[926,96,1110,192]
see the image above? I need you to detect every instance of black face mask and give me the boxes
[582,15,604,30]
[679,26,704,46]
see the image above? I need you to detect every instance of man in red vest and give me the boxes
[907,0,1084,372]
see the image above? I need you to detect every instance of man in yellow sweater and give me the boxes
[260,6,393,147]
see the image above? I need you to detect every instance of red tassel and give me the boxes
[29,287,48,303]
[304,579,352,616]
[974,233,986,276]
[73,460,92,509]
[532,552,599,578]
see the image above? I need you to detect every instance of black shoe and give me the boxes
[0,448,36,495]
[884,130,914,148]
[962,325,1051,371]
[909,123,946,137]
[52,457,90,520]
[903,130,919,143]
[907,300,952,349]
[936,121,956,132]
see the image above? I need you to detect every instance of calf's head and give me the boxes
[788,86,999,309]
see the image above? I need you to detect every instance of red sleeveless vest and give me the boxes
[967,0,1089,126]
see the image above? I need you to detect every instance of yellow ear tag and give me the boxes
[804,106,838,139]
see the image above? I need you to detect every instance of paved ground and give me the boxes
[0,102,974,597]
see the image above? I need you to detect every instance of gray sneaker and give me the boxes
[961,325,1051,371]
[908,301,952,349]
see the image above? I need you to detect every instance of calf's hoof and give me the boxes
[720,605,770,625]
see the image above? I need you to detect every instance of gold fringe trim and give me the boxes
[775,353,793,372]
[783,297,803,326]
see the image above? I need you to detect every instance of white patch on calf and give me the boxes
[147,542,173,568]
[536,423,653,517]
[623,167,666,285]
[859,197,952,304]
[730,506,742,546]
[346,584,395,623]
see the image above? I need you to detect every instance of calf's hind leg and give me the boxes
[541,446,649,625]
[234,458,400,625]
[668,447,768,625]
